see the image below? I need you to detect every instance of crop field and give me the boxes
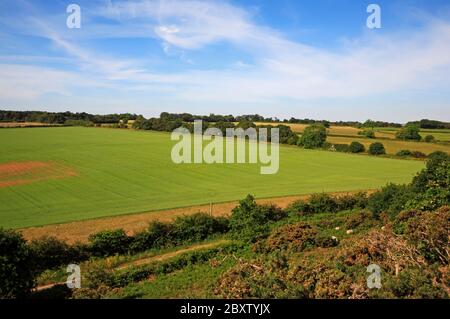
[0,127,424,229]
[327,135,450,154]
[254,122,362,136]
[257,122,450,143]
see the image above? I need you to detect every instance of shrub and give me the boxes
[129,221,172,253]
[286,200,312,216]
[171,213,229,243]
[404,206,449,264]
[411,151,450,191]
[0,229,35,298]
[88,229,131,257]
[424,135,435,143]
[368,142,386,155]
[396,149,412,157]
[396,124,421,141]
[396,150,426,158]
[230,195,273,243]
[287,192,367,216]
[410,151,427,159]
[315,234,339,248]
[308,193,338,213]
[298,124,327,149]
[367,184,414,218]
[349,141,365,153]
[260,204,288,221]
[333,144,350,153]
[344,211,377,230]
[260,222,317,252]
[336,192,368,210]
[28,236,88,272]
[358,129,375,138]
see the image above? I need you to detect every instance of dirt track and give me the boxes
[20,190,374,244]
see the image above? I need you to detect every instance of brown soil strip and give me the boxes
[0,160,77,188]
[20,190,375,244]
[0,161,48,175]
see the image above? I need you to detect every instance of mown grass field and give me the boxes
[0,127,424,229]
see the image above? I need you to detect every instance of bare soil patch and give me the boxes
[0,161,77,188]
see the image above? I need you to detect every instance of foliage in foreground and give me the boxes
[215,207,449,299]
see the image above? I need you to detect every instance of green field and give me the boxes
[0,127,424,229]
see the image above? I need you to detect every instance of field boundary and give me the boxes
[20,189,376,244]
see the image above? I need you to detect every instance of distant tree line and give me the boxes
[4,110,446,130]
[406,119,450,129]
[0,110,139,124]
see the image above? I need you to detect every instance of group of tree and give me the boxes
[361,119,402,129]
[407,119,450,129]
[0,110,139,124]
[396,124,422,141]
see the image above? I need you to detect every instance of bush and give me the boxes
[367,184,414,218]
[315,234,339,248]
[259,222,317,252]
[344,211,377,230]
[404,206,449,264]
[0,229,35,298]
[410,151,427,159]
[336,192,368,210]
[358,129,375,138]
[88,229,131,257]
[298,124,327,149]
[29,236,88,272]
[349,141,365,153]
[396,150,426,158]
[129,222,172,253]
[230,195,276,243]
[286,200,312,216]
[396,124,421,141]
[424,135,435,143]
[332,144,350,153]
[171,213,229,243]
[368,142,386,155]
[409,151,450,209]
[308,193,339,213]
[287,192,367,216]
[396,149,412,157]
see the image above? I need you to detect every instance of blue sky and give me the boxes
[0,0,450,122]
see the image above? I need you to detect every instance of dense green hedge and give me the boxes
[0,229,36,298]
[287,192,368,216]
